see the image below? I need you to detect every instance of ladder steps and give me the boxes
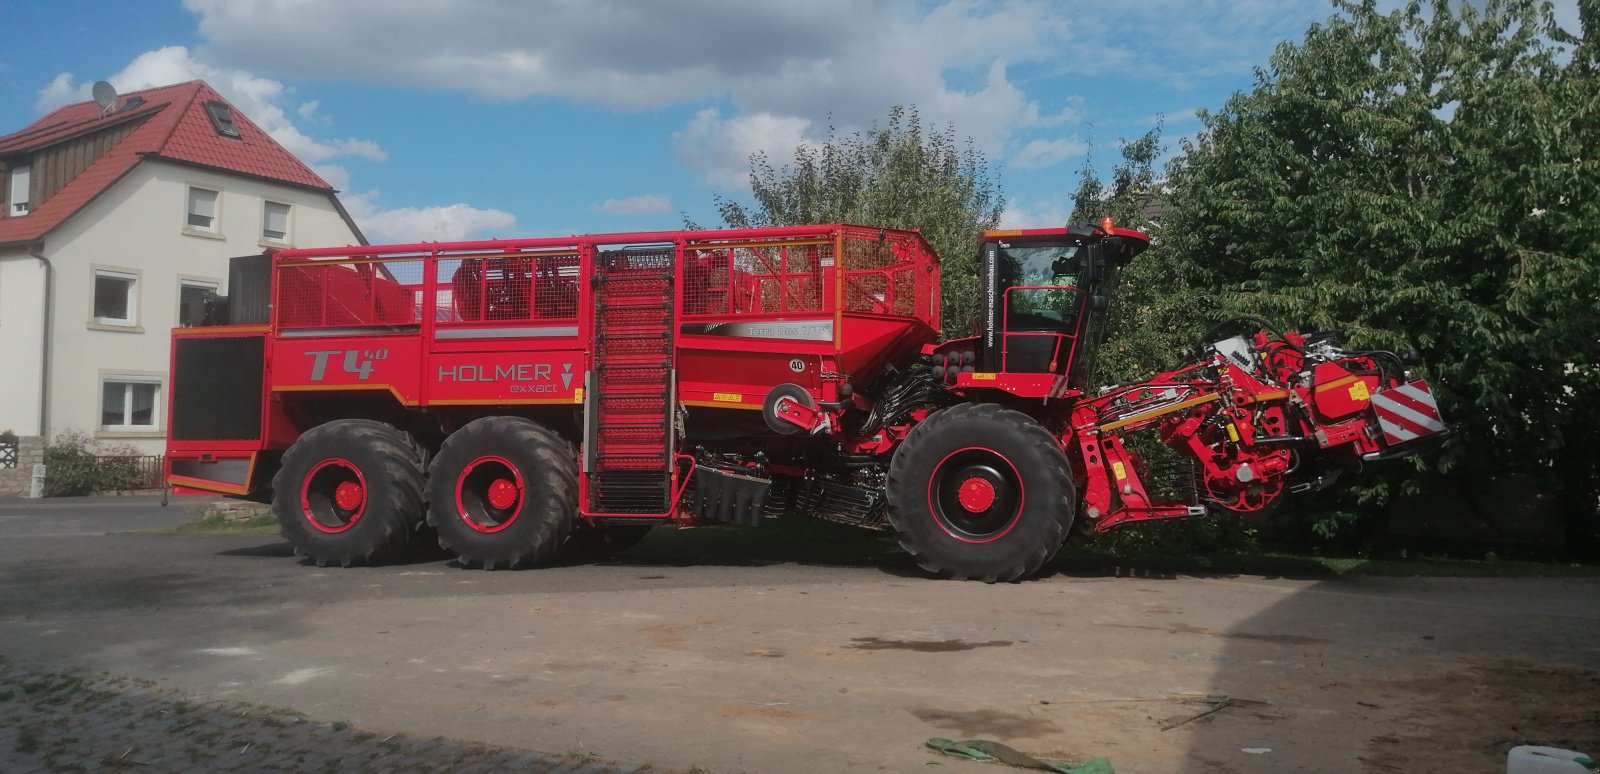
[587,252,676,515]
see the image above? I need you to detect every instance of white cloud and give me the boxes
[595,195,674,216]
[1010,138,1089,171]
[185,0,865,109]
[343,190,518,243]
[34,73,78,114]
[673,108,816,188]
[182,0,1073,187]
[999,195,1073,230]
[34,46,388,166]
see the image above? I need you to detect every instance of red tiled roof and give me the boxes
[0,80,332,246]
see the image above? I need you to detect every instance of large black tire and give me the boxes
[426,416,578,570]
[563,524,654,562]
[272,419,426,567]
[887,403,1075,582]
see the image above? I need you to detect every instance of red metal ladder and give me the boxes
[583,248,676,514]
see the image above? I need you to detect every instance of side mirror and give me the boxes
[1090,295,1108,311]
[1081,243,1104,284]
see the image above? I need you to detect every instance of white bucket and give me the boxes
[1507,746,1597,774]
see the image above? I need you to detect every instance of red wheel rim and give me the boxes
[301,458,366,534]
[957,477,997,512]
[926,446,1025,544]
[455,456,524,533]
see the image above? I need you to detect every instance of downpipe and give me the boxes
[27,244,53,439]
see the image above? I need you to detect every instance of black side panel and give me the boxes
[978,242,1000,372]
[692,466,772,527]
[227,254,272,325]
[170,336,265,441]
[1001,334,1057,374]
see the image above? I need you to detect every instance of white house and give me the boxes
[0,80,364,472]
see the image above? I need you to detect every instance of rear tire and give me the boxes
[427,416,578,569]
[272,419,425,567]
[887,403,1074,582]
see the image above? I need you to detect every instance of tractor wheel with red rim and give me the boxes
[426,416,578,570]
[272,419,426,568]
[887,402,1075,582]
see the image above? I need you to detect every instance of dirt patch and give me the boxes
[1359,658,1600,771]
[908,706,1062,739]
[849,637,1012,652]
[639,623,687,647]
[716,703,816,721]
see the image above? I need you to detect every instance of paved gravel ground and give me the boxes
[2,494,1598,773]
[0,656,646,774]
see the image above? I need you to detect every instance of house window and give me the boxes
[187,187,219,231]
[92,269,138,326]
[204,101,240,138]
[178,279,220,327]
[8,165,29,215]
[101,377,161,430]
[262,201,291,243]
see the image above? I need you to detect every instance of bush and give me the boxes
[1080,515,1263,557]
[42,431,148,497]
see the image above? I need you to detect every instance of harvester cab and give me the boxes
[978,221,1148,384]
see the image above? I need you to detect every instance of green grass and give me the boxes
[142,514,280,537]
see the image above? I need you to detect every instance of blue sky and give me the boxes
[1,1,1580,244]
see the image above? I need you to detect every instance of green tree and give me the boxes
[711,106,1004,334]
[1068,126,1163,228]
[1065,125,1219,386]
[1158,0,1600,553]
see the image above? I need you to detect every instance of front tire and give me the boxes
[427,416,578,569]
[272,419,426,567]
[887,403,1075,582]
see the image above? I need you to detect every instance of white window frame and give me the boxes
[9,164,30,215]
[185,186,221,236]
[261,200,292,245]
[177,276,222,327]
[90,267,140,328]
[100,374,163,433]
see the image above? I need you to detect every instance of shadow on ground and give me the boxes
[1182,578,1600,771]
[602,517,1345,581]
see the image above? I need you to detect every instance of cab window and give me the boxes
[999,242,1081,331]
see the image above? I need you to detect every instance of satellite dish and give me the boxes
[92,81,118,114]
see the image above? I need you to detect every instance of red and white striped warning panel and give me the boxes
[1370,380,1446,445]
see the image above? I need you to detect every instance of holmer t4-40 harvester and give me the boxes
[166,222,1445,580]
